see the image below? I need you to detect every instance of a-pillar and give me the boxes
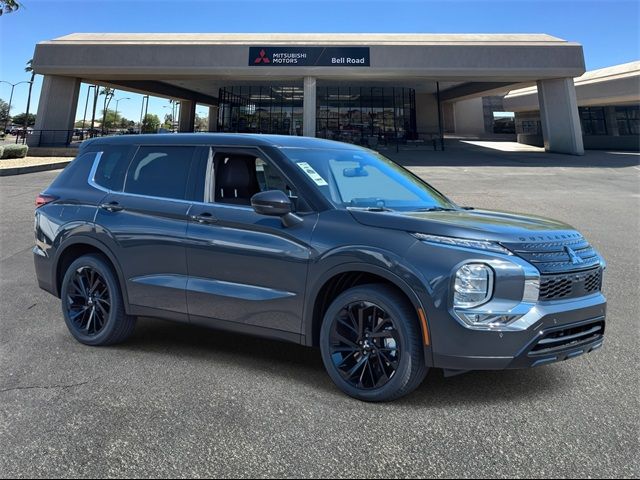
[537,78,584,155]
[303,77,316,137]
[178,100,196,133]
[29,75,81,147]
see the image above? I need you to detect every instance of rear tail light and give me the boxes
[35,194,58,208]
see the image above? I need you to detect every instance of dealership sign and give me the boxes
[249,47,370,67]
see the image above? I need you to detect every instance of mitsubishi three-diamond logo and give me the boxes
[254,49,270,64]
[564,246,584,265]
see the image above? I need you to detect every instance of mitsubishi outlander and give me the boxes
[34,134,606,401]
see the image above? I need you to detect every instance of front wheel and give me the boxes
[60,254,136,346]
[320,284,428,402]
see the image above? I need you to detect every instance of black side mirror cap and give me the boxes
[251,190,303,227]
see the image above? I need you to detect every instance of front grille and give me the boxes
[539,267,602,301]
[501,236,601,274]
[529,320,605,355]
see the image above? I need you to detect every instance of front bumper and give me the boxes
[431,293,606,371]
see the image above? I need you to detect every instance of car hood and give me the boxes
[349,208,581,244]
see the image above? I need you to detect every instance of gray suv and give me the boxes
[34,134,606,401]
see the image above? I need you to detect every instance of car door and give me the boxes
[184,146,318,335]
[94,144,199,320]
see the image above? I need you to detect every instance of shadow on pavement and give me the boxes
[383,140,640,169]
[120,316,565,404]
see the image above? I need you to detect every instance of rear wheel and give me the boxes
[320,284,428,402]
[61,254,136,346]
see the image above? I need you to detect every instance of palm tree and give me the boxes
[100,87,115,134]
[23,59,35,134]
[1,0,20,16]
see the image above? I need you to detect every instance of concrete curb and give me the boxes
[0,161,71,176]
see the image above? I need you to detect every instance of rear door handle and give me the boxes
[99,201,124,212]
[189,212,217,224]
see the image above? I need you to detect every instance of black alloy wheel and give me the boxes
[66,266,111,335]
[328,301,400,390]
[320,284,428,402]
[61,254,136,346]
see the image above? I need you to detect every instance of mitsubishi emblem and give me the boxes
[564,246,584,265]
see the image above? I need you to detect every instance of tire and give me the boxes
[60,253,136,346]
[320,284,428,402]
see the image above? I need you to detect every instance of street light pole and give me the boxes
[139,95,149,133]
[82,85,95,132]
[113,97,130,131]
[1,80,32,133]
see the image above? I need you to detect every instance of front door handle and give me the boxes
[99,201,124,212]
[190,212,217,224]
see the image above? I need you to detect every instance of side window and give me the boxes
[203,149,309,212]
[124,146,196,200]
[212,153,261,206]
[255,158,290,194]
[93,145,134,191]
[50,151,98,189]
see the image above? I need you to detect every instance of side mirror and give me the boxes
[251,190,302,227]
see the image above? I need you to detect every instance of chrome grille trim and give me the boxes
[501,237,603,274]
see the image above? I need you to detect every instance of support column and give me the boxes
[604,106,619,136]
[537,78,584,155]
[303,77,316,137]
[178,100,196,133]
[208,106,218,132]
[29,75,81,147]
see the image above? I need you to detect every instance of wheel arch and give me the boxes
[304,262,432,362]
[53,236,129,308]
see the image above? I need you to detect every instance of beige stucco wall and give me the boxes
[453,97,485,135]
[415,93,439,134]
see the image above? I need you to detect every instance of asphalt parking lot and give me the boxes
[1,143,639,478]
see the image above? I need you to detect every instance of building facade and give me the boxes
[504,61,640,151]
[31,33,587,154]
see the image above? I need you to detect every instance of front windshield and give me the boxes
[280,147,457,212]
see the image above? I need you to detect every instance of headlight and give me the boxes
[412,233,512,255]
[453,263,494,308]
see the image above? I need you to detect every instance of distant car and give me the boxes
[33,134,607,401]
[15,128,33,138]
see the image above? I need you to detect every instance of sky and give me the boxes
[0,0,638,124]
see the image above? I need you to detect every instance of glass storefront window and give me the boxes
[218,85,417,145]
[316,86,417,146]
[218,86,304,136]
[579,107,607,135]
[615,106,639,136]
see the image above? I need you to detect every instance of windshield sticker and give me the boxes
[297,162,328,186]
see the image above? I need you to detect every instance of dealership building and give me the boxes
[504,61,640,151]
[31,33,591,154]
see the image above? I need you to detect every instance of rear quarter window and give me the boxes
[93,145,136,191]
[47,151,99,189]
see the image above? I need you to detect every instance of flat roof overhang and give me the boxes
[31,33,586,103]
[504,61,640,111]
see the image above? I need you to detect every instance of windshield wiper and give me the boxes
[413,206,457,212]
[348,206,394,212]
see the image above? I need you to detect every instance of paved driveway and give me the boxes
[1,145,638,478]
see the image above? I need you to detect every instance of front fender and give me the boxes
[303,244,435,366]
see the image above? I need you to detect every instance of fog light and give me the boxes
[453,263,493,308]
[457,312,523,328]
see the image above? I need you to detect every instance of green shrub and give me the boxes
[1,144,29,159]
[0,146,4,159]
